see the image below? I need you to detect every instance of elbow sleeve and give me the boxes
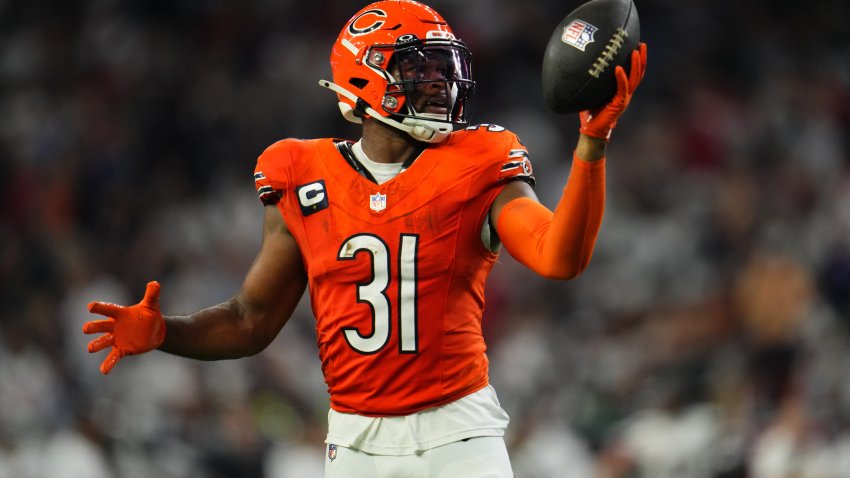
[495,156,605,279]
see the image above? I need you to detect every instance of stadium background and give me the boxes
[1,0,849,476]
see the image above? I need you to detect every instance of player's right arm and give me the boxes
[159,206,307,359]
[84,206,307,373]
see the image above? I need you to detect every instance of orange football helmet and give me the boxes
[319,0,475,143]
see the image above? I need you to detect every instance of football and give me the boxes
[541,0,640,114]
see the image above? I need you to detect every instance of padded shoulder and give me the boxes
[253,138,322,206]
[447,124,535,187]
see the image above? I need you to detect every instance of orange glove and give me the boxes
[83,281,166,374]
[580,42,647,141]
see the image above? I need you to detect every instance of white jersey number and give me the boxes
[337,234,419,354]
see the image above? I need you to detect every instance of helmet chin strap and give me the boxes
[319,79,452,144]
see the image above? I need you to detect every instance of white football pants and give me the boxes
[324,436,513,478]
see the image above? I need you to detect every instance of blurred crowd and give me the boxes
[2,0,849,477]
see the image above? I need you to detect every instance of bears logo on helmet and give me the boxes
[319,0,475,143]
[348,9,387,36]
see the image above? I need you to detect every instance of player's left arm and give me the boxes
[491,44,646,280]
[490,137,605,280]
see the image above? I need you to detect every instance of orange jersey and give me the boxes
[254,125,534,416]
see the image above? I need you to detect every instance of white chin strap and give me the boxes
[319,79,452,144]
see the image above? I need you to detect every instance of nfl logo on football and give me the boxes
[561,19,597,51]
[370,192,387,212]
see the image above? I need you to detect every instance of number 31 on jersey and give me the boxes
[337,233,419,354]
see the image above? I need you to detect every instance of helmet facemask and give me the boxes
[375,38,475,131]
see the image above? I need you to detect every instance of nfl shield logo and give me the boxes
[561,19,598,51]
[370,192,387,212]
[328,444,338,461]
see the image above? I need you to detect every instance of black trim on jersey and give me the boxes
[335,141,378,183]
[400,145,425,170]
[500,161,523,171]
[257,185,283,206]
[334,140,425,184]
[500,175,536,188]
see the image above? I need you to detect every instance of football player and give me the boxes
[83,1,647,476]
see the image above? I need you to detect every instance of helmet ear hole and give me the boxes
[349,78,369,89]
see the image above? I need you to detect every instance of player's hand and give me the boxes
[579,42,647,141]
[83,281,166,375]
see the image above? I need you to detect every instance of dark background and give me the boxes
[2,0,849,476]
